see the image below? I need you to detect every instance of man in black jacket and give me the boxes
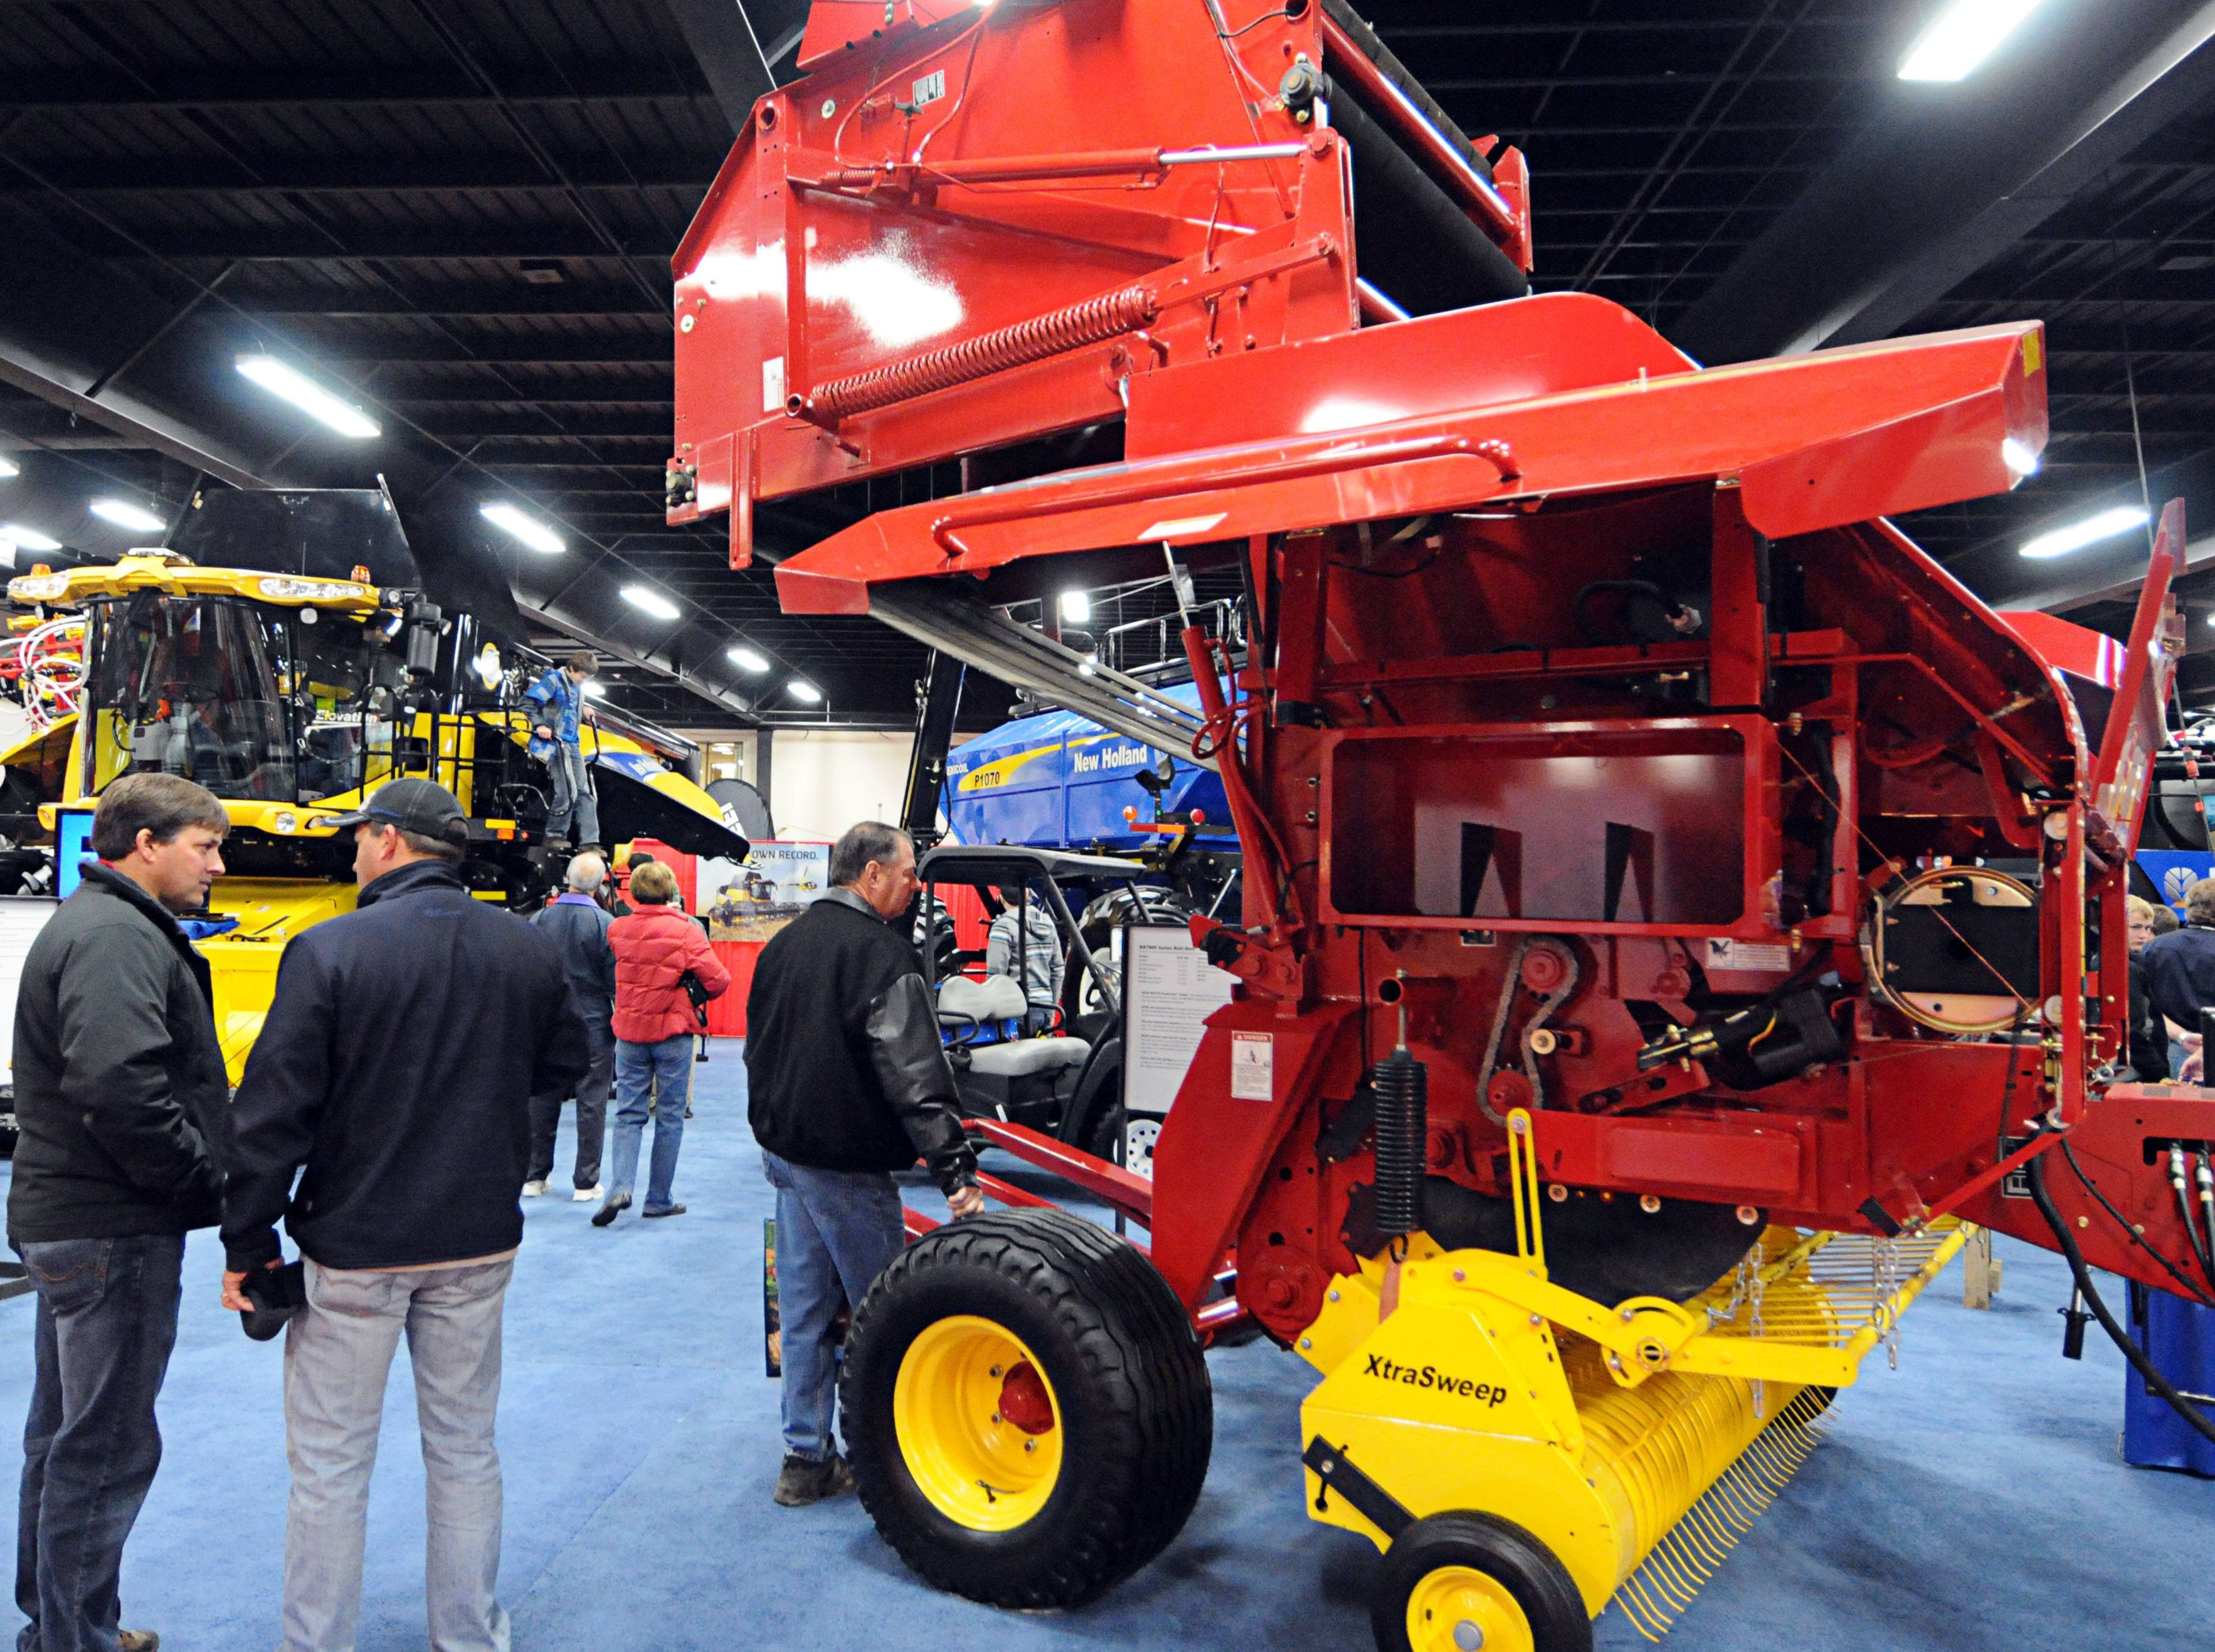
[219,779,588,1652]
[746,820,981,1507]
[524,850,617,1201]
[11,771,230,1652]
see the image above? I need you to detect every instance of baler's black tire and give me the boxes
[840,1207,1212,1610]
[1372,1512,1592,1652]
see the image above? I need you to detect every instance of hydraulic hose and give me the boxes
[2171,1146,2215,1295]
[2062,1140,2215,1307]
[2027,1147,2215,1448]
[2198,1150,2215,1281]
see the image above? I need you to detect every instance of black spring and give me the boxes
[1372,1049,1427,1239]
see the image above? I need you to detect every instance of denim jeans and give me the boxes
[544,743,598,847]
[14,1234,184,1652]
[527,1015,614,1187]
[761,1152,906,1461]
[606,1035,693,1212]
[280,1256,513,1652]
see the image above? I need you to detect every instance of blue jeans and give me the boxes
[606,1035,693,1212]
[14,1234,184,1652]
[544,743,598,847]
[761,1152,906,1461]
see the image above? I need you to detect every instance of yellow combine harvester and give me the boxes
[0,492,745,1079]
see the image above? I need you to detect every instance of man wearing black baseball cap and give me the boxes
[219,777,589,1652]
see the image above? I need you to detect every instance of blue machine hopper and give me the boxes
[943,684,1229,851]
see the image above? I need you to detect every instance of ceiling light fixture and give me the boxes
[1,524,61,552]
[479,502,565,555]
[621,585,681,621]
[1058,590,1091,624]
[90,499,167,534]
[727,645,769,673]
[0,457,18,480]
[582,680,608,699]
[236,355,383,439]
[2000,437,2039,478]
[786,680,822,703]
[2018,505,2149,560]
[1898,0,2044,83]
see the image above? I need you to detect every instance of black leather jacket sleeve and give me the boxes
[863,973,978,1195]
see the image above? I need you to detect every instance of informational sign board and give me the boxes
[704,840,832,941]
[1123,923,1237,1118]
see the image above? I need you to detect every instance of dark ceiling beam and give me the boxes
[1428,71,1867,92]
[512,596,759,724]
[2010,531,2215,615]
[0,157,718,194]
[1672,0,2215,364]
[660,0,788,135]
[7,68,712,111]
[96,227,663,262]
[0,200,294,489]
[388,379,667,403]
[236,285,665,317]
[322,344,670,366]
[1380,18,1875,38]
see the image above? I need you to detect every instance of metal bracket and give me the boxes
[1301,1436,1413,1540]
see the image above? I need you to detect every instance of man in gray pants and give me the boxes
[219,781,588,1651]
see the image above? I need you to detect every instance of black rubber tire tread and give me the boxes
[1371,1511,1593,1652]
[1081,1099,1125,1165]
[841,1207,1213,1609]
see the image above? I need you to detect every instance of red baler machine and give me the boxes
[672,5,2214,1647]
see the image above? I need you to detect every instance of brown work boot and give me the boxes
[118,1633,159,1652]
[773,1453,853,1506]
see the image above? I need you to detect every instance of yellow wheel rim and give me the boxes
[892,1315,1064,1532]
[1404,1564,1535,1652]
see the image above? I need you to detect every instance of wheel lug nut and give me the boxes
[1023,1439,1037,1453]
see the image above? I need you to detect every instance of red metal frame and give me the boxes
[684,3,2215,1351]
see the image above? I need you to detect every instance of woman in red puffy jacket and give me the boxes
[592,860,731,1225]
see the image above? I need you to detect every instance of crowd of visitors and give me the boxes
[4,776,972,1650]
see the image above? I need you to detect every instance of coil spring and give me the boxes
[1371,1049,1427,1239]
[803,283,1160,422]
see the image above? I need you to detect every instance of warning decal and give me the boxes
[1230,1032,1274,1101]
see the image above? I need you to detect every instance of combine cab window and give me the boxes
[87,595,295,801]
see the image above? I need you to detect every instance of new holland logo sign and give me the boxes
[2136,850,2215,918]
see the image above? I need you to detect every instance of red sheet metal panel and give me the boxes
[773,320,2044,614]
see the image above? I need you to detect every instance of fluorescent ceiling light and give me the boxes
[786,680,822,703]
[480,502,564,555]
[236,355,382,439]
[582,680,607,699]
[727,645,769,673]
[1059,590,1091,624]
[1899,0,2044,83]
[1,524,61,553]
[2019,505,2149,560]
[0,457,18,479]
[621,585,681,622]
[91,499,167,534]
[2001,437,2039,478]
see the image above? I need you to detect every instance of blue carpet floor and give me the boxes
[1,1038,2209,1649]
